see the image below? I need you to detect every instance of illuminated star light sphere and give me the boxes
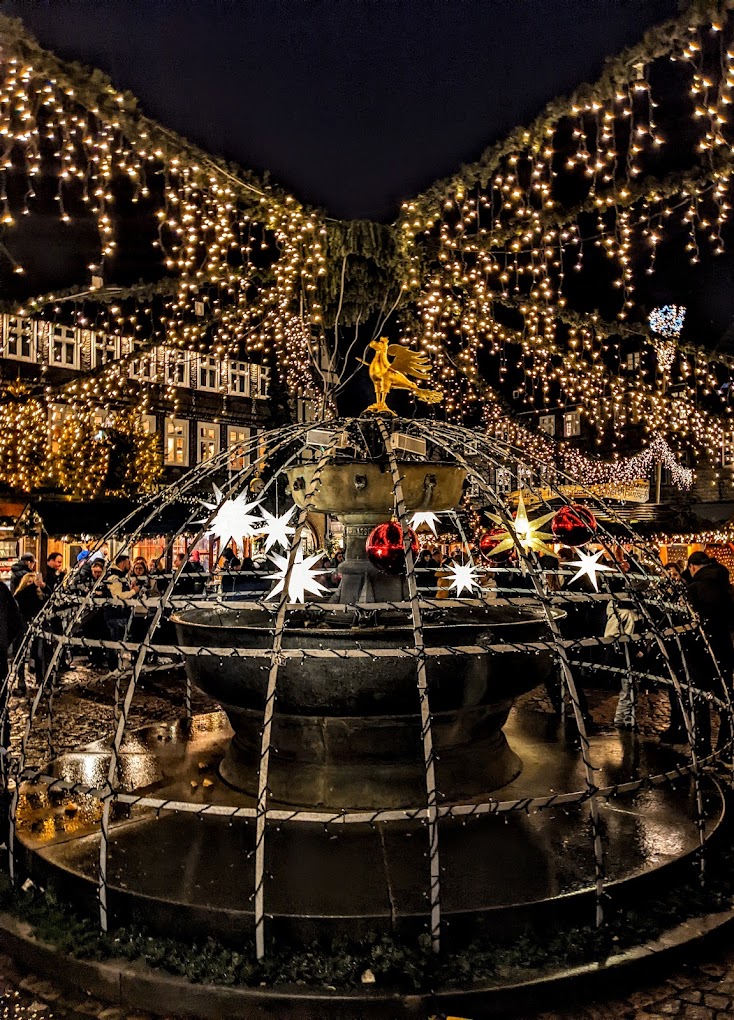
[201,485,264,545]
[648,304,686,337]
[259,505,297,552]
[446,559,484,597]
[568,549,614,591]
[266,545,329,604]
[409,511,441,536]
[484,491,557,559]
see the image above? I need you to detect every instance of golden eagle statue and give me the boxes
[362,337,443,415]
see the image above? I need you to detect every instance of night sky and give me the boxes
[4,0,680,221]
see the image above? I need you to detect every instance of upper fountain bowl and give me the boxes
[285,462,465,518]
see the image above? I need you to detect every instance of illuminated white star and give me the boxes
[484,492,557,559]
[568,549,614,592]
[265,545,329,604]
[409,511,441,536]
[201,485,263,546]
[259,505,297,552]
[445,559,483,597]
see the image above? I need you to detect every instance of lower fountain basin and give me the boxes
[172,604,558,808]
[172,603,554,715]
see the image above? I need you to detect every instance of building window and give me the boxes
[142,414,158,436]
[563,410,581,437]
[198,355,221,391]
[539,414,556,437]
[197,422,220,463]
[164,417,189,466]
[163,349,191,388]
[227,426,251,471]
[4,315,36,362]
[250,364,270,399]
[228,360,250,396]
[92,332,121,368]
[625,351,641,371]
[48,323,81,370]
[467,476,482,501]
[495,467,512,494]
[129,340,155,381]
[722,435,734,468]
[517,465,535,489]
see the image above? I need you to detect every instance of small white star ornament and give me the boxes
[409,511,441,536]
[445,560,483,597]
[201,485,263,546]
[568,549,613,591]
[266,545,329,604]
[259,505,297,552]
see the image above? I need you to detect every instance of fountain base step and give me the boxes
[15,708,724,947]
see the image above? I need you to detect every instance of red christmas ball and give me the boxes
[551,504,597,547]
[366,521,419,576]
[479,527,512,562]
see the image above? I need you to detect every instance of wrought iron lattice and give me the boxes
[1,416,731,957]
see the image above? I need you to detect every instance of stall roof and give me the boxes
[28,498,199,539]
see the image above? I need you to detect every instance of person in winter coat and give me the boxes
[13,570,48,690]
[0,582,21,683]
[604,593,642,730]
[103,554,136,669]
[9,553,36,594]
[0,575,21,845]
[685,551,734,757]
[44,552,65,596]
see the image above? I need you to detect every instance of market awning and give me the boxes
[0,498,29,530]
[27,498,200,539]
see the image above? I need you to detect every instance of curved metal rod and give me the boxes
[378,418,442,954]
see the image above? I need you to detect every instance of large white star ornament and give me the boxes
[568,549,613,592]
[484,491,557,559]
[201,485,264,545]
[266,545,329,604]
[409,511,441,536]
[446,560,483,597]
[259,505,297,552]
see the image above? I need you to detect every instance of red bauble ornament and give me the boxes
[366,521,419,576]
[551,504,597,547]
[479,528,512,562]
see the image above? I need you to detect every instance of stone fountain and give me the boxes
[173,457,556,808]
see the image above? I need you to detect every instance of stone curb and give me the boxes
[1,905,734,1019]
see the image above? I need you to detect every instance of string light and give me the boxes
[0,8,731,500]
[649,305,686,372]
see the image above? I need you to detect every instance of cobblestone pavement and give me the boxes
[0,662,732,1019]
